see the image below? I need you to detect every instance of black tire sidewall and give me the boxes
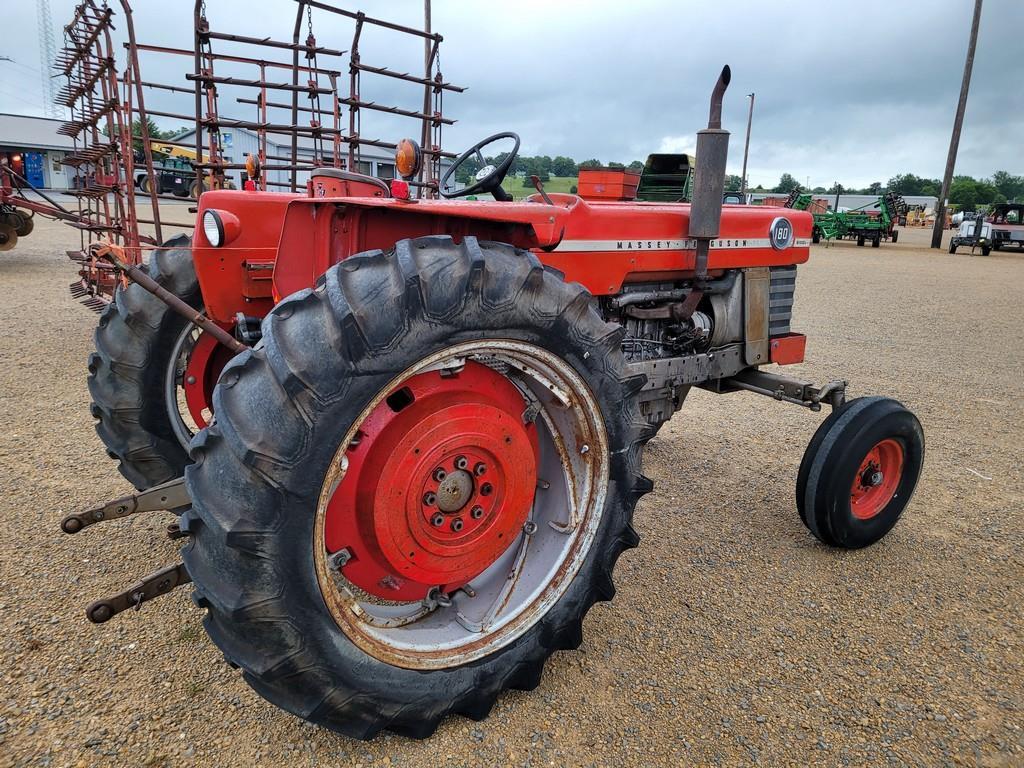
[184,238,649,737]
[805,399,923,548]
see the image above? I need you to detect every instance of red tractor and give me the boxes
[69,68,924,739]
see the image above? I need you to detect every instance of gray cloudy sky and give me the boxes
[1,0,1020,189]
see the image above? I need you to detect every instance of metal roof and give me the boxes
[0,113,74,152]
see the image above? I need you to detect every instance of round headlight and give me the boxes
[202,209,223,247]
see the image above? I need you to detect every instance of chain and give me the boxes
[307,5,314,37]
[201,0,207,16]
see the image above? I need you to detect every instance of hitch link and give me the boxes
[86,562,191,624]
[62,477,189,534]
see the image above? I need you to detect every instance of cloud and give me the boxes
[5,0,1020,188]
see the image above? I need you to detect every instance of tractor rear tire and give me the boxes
[856,235,865,247]
[796,397,923,549]
[181,235,653,739]
[871,237,880,248]
[88,234,201,489]
[981,245,991,256]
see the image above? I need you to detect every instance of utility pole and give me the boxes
[932,0,983,249]
[739,92,754,198]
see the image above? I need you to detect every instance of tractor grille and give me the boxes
[769,266,797,336]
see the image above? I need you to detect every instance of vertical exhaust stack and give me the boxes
[689,65,732,280]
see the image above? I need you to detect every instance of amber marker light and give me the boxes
[395,138,423,180]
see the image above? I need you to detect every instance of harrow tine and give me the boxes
[85,562,191,623]
[61,477,189,534]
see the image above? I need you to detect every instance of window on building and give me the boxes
[376,163,395,180]
[357,161,372,176]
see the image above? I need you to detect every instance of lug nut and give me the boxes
[471,505,484,519]
[451,518,464,532]
[455,455,468,470]
[480,482,493,496]
[474,462,487,476]
[433,467,446,481]
[431,514,444,527]
[423,492,437,506]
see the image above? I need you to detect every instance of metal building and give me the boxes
[0,113,74,189]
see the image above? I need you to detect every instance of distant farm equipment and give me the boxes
[988,202,1024,252]
[786,190,907,247]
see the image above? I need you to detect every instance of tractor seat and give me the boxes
[310,167,391,198]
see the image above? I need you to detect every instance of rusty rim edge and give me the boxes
[313,340,610,671]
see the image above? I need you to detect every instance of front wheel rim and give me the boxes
[315,340,610,670]
[849,438,904,520]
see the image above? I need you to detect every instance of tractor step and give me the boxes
[85,562,191,623]
[61,477,189,534]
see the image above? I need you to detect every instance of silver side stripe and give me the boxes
[551,238,811,252]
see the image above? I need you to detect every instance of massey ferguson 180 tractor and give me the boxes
[68,67,924,739]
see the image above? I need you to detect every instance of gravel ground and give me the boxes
[0,219,1021,767]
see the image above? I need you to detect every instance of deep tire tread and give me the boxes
[183,236,654,739]
[87,234,197,489]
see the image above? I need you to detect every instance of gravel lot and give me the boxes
[0,218,1021,767]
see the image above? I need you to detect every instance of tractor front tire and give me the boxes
[891,229,899,243]
[981,245,991,256]
[181,236,653,739]
[88,234,200,489]
[948,239,958,254]
[796,397,923,549]
[857,235,865,247]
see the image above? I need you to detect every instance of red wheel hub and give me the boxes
[850,438,904,520]
[182,329,236,429]
[324,361,540,601]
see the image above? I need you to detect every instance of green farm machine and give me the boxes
[786,190,907,247]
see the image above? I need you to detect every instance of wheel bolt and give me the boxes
[423,492,437,506]
[471,505,484,519]
[451,518,464,532]
[474,462,487,476]
[869,471,884,487]
[186,375,196,385]
[431,513,444,527]
[433,467,446,481]
[455,455,468,470]
[480,482,493,497]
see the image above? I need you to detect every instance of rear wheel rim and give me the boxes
[315,340,609,670]
[165,321,234,449]
[849,438,904,520]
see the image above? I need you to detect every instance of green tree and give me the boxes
[990,170,1024,201]
[579,159,602,169]
[627,160,644,172]
[773,173,800,193]
[724,173,743,191]
[863,181,882,195]
[826,182,844,195]
[607,161,625,169]
[811,186,827,194]
[551,156,577,176]
[948,177,978,210]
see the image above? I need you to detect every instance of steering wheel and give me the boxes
[440,132,520,201]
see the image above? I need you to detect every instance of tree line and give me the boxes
[455,154,646,183]
[759,171,1023,209]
